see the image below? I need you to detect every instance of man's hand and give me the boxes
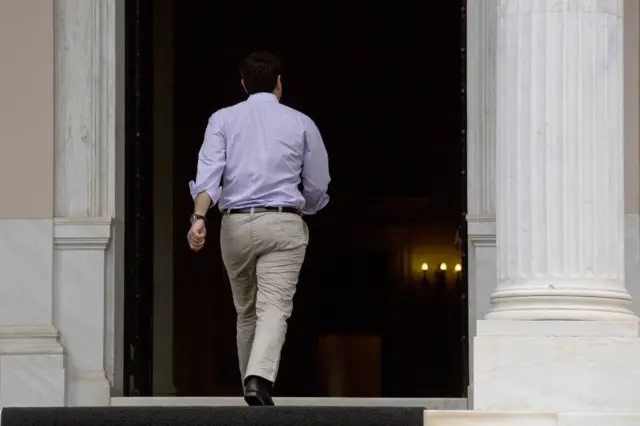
[187,219,207,252]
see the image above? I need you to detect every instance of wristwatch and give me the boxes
[190,213,207,224]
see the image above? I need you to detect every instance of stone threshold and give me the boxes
[424,411,640,426]
[110,397,467,410]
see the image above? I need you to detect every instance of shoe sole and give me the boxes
[244,391,275,407]
[244,394,262,406]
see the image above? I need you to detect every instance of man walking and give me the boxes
[186,52,330,406]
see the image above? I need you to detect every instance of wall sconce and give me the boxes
[421,263,430,285]
[454,263,462,282]
[435,262,447,284]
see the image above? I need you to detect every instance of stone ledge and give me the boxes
[53,218,113,250]
[424,411,640,426]
[0,325,62,355]
[477,320,640,337]
[425,411,556,426]
[111,397,467,410]
[467,216,496,242]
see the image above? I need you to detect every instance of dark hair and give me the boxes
[239,51,282,95]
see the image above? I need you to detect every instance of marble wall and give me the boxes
[0,0,65,407]
[0,0,54,219]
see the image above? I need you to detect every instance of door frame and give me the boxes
[122,0,470,398]
[459,0,469,398]
[123,0,155,397]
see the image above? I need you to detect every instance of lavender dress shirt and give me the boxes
[189,93,330,215]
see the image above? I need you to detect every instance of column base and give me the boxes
[0,325,65,406]
[472,320,640,413]
[486,286,638,321]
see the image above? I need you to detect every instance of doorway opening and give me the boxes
[124,0,468,399]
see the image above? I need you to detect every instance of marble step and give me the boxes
[424,411,640,426]
[111,396,466,410]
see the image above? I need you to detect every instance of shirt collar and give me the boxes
[248,93,279,103]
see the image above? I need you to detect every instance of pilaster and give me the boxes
[54,0,118,406]
[466,0,498,327]
[465,0,498,403]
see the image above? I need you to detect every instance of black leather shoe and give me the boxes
[244,375,275,406]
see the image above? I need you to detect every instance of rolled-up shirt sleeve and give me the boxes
[189,111,226,207]
[301,116,330,215]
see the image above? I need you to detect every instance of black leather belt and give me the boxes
[226,206,300,215]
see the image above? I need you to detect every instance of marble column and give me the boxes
[487,0,635,321]
[473,0,640,413]
[54,0,120,406]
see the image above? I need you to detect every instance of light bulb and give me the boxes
[440,263,447,271]
[421,263,429,271]
[454,264,462,272]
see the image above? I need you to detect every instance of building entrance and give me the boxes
[123,0,468,399]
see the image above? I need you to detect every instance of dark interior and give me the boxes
[161,0,466,398]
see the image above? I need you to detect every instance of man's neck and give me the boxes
[248,92,279,102]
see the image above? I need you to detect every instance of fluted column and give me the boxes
[488,0,636,321]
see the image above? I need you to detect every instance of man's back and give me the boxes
[222,93,307,210]
[189,93,329,215]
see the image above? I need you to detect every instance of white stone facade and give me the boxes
[0,0,639,418]
[0,0,124,406]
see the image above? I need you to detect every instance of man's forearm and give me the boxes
[302,189,329,215]
[194,192,213,216]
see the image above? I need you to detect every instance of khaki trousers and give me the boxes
[220,211,308,384]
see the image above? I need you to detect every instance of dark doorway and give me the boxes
[125,0,468,398]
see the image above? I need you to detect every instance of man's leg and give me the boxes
[229,272,257,380]
[245,244,306,383]
[220,215,257,382]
